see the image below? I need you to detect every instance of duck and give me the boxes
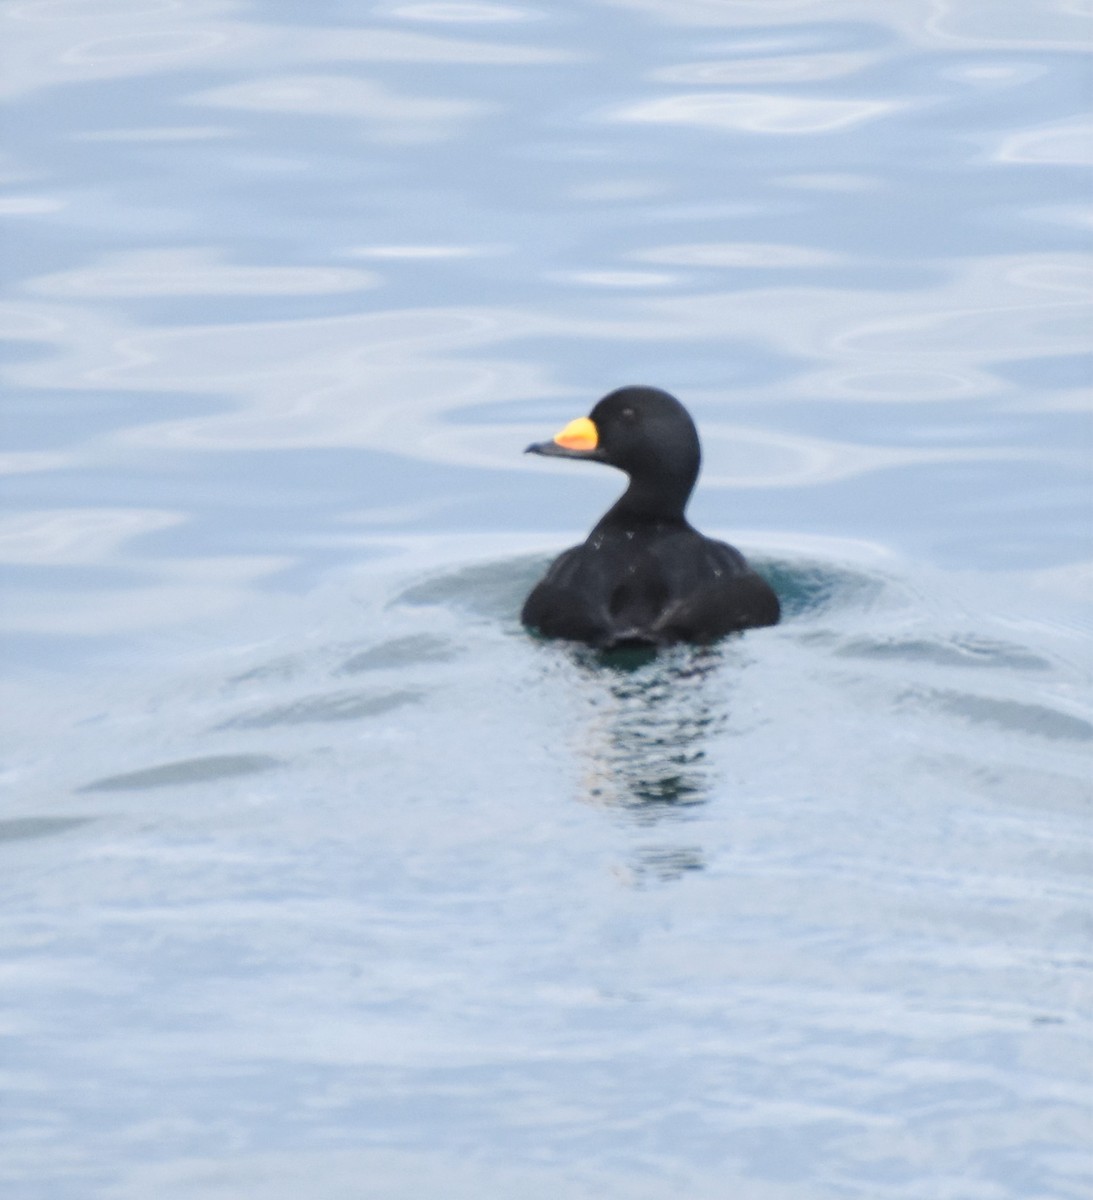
[521,385,780,648]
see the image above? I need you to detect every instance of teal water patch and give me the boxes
[752,556,889,621]
[397,552,887,631]
[396,555,546,622]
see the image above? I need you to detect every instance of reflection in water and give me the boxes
[604,0,1086,51]
[611,91,898,135]
[348,243,501,260]
[569,643,730,823]
[6,247,1085,502]
[391,3,541,23]
[0,507,183,564]
[189,74,489,141]
[546,268,679,289]
[632,240,841,268]
[627,842,706,884]
[27,248,379,298]
[993,117,1093,166]
[649,51,873,86]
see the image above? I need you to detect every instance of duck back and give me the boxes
[522,520,779,648]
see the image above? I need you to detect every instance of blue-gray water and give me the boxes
[2,2,1091,1197]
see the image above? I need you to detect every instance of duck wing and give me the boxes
[521,536,670,646]
[648,536,780,642]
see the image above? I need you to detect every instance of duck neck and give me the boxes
[605,473,694,527]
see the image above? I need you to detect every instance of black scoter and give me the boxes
[521,385,780,648]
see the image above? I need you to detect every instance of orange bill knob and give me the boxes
[553,416,598,452]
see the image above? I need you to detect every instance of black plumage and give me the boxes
[521,386,780,648]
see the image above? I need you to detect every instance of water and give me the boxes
[2,2,1092,1197]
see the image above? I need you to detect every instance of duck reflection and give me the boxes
[627,843,706,883]
[570,642,730,826]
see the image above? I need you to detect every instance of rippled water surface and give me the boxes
[2,2,1092,1197]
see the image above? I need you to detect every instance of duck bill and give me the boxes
[525,439,599,459]
[525,415,601,459]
